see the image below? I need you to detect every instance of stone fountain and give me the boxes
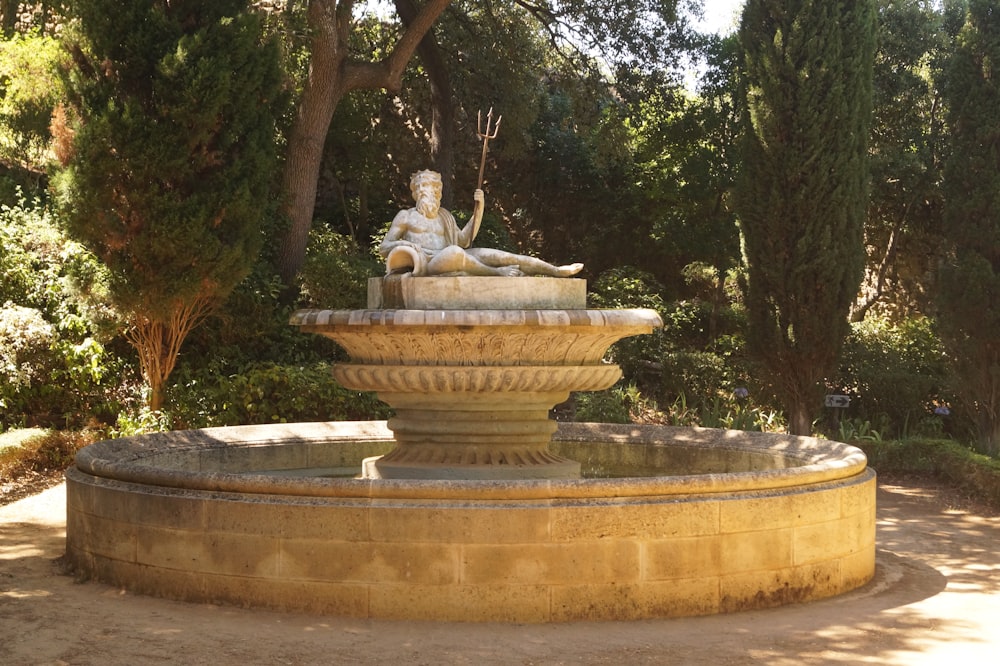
[64,172,876,621]
[293,276,660,480]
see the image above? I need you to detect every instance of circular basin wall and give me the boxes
[65,421,876,622]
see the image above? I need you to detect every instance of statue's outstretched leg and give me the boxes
[468,248,583,277]
[428,245,522,276]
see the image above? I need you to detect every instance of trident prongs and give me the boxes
[476,108,502,189]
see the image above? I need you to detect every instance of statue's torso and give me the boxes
[401,208,455,252]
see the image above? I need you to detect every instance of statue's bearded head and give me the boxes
[410,170,442,217]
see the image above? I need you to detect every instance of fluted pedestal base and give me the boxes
[361,391,581,479]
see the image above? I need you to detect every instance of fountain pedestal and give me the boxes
[291,276,662,479]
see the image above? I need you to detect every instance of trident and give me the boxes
[476,107,502,189]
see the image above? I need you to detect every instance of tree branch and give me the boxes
[343,0,451,93]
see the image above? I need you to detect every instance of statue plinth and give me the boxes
[367,274,587,310]
[292,277,661,480]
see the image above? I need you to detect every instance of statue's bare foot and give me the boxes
[556,263,584,277]
[496,265,524,277]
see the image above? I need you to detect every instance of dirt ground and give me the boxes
[2,477,998,666]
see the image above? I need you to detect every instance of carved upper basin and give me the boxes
[289,307,663,367]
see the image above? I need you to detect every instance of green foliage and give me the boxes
[111,408,174,438]
[589,265,763,424]
[0,193,129,430]
[831,317,951,439]
[0,191,111,326]
[858,0,948,320]
[167,361,389,429]
[574,384,658,425]
[835,417,884,443]
[0,31,63,170]
[617,46,743,289]
[55,1,282,318]
[736,0,877,434]
[0,302,128,430]
[698,393,784,433]
[574,382,785,433]
[513,0,693,72]
[589,267,668,378]
[861,438,1000,506]
[590,266,667,311]
[0,304,55,411]
[54,0,284,409]
[574,389,633,424]
[937,0,1000,454]
[299,226,378,309]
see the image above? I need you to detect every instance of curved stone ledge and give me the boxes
[72,422,869,501]
[66,421,876,621]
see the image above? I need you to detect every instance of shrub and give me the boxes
[299,226,379,309]
[0,31,64,170]
[588,265,770,426]
[861,438,1000,507]
[167,361,389,428]
[574,385,639,424]
[832,317,951,439]
[0,194,131,430]
[0,302,127,430]
[1,428,97,486]
[589,266,669,380]
[0,304,55,391]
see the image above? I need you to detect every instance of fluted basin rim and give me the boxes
[290,308,664,329]
[72,421,869,501]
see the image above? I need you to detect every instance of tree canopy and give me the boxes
[0,0,995,447]
[736,0,876,435]
[53,0,283,409]
[937,0,1000,454]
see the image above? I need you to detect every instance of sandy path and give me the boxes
[2,479,998,665]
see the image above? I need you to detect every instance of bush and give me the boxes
[0,304,55,423]
[574,385,637,424]
[861,439,1000,507]
[832,317,951,439]
[588,265,771,425]
[167,361,390,428]
[179,264,340,370]
[589,266,669,379]
[0,304,54,387]
[656,350,730,406]
[1,428,97,485]
[299,226,379,309]
[0,31,64,170]
[0,194,130,430]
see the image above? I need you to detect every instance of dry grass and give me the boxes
[0,428,99,506]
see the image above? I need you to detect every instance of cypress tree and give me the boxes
[736,0,876,435]
[53,0,282,411]
[938,0,1000,454]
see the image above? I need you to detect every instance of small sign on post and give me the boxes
[825,394,850,408]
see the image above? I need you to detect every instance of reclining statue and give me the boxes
[379,170,583,278]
